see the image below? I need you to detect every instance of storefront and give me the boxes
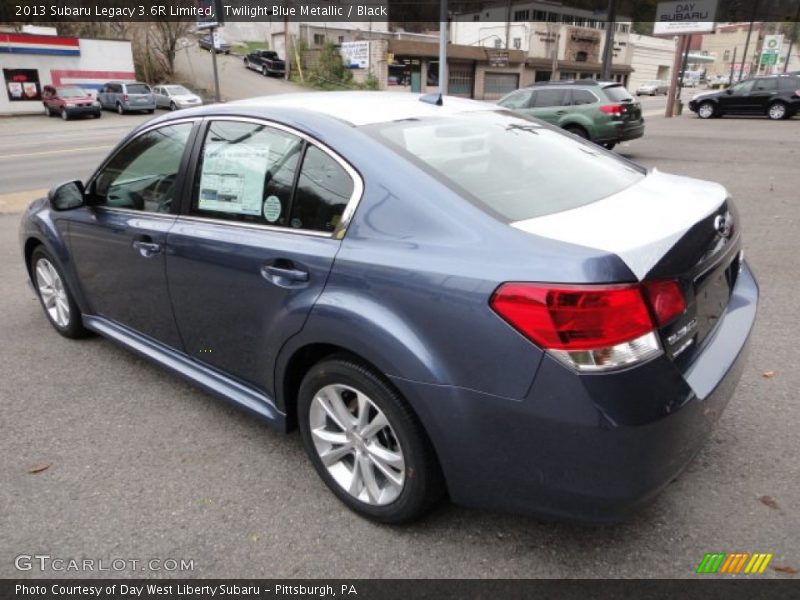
[0,32,135,115]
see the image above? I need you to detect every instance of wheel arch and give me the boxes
[561,120,592,140]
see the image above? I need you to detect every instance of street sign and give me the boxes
[196,0,223,30]
[653,0,718,35]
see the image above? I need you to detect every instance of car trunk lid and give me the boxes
[511,169,740,366]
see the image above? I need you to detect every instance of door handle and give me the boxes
[132,238,162,258]
[555,110,567,115]
[261,263,309,288]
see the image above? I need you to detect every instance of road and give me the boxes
[174,45,307,101]
[1,110,799,579]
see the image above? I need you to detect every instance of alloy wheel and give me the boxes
[698,103,715,119]
[35,258,70,328]
[308,383,405,506]
[769,103,786,120]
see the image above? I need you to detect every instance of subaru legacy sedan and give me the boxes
[20,92,757,523]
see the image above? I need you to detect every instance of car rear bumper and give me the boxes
[123,103,156,111]
[595,121,645,144]
[389,260,758,522]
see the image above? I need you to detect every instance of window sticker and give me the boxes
[263,195,282,222]
[198,142,270,216]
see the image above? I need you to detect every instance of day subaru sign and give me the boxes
[653,1,718,35]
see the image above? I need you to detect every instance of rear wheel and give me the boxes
[697,101,715,119]
[116,103,124,115]
[564,125,589,140]
[603,142,617,150]
[30,247,89,339]
[298,356,444,523]
[768,101,787,120]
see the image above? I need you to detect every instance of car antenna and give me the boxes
[419,93,443,106]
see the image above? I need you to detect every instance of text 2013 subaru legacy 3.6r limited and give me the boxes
[20,92,758,523]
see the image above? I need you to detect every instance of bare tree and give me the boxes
[150,21,193,79]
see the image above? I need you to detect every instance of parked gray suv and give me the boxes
[97,81,155,115]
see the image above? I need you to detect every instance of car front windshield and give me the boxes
[58,87,87,97]
[166,86,190,95]
[369,110,645,222]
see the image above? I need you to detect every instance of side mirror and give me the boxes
[48,180,85,211]
[726,89,734,95]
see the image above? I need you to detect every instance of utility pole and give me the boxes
[439,0,448,94]
[728,46,737,85]
[600,0,617,80]
[784,1,800,73]
[739,1,760,82]
[210,26,220,102]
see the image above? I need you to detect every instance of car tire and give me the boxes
[297,355,445,524]
[767,101,788,120]
[262,66,268,76]
[60,108,69,121]
[30,247,90,339]
[44,105,52,117]
[603,142,617,150]
[697,101,716,119]
[564,125,589,140]
[169,101,177,111]
[94,112,102,118]
[116,103,124,115]
[147,109,155,114]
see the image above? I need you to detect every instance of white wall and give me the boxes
[627,34,677,90]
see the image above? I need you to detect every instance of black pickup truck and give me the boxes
[244,50,286,77]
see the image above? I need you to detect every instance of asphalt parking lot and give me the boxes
[1,110,798,579]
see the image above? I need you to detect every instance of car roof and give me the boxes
[229,92,502,127]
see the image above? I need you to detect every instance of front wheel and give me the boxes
[169,101,177,111]
[697,101,716,119]
[298,356,444,524]
[30,247,89,339]
[60,108,69,121]
[768,102,788,120]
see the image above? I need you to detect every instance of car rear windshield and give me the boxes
[127,84,151,94]
[368,110,645,222]
[57,87,87,97]
[603,85,635,102]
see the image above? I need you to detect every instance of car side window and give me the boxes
[192,121,304,226]
[533,89,567,108]
[731,80,754,94]
[779,77,800,91]
[754,78,777,92]
[500,90,534,109]
[571,89,597,105]
[91,123,192,213]
[289,146,354,233]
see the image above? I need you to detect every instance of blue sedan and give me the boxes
[19,92,758,523]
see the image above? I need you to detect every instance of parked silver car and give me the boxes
[153,85,203,111]
[97,81,155,114]
[636,80,669,96]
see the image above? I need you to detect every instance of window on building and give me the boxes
[534,11,547,21]
[547,12,558,22]
[576,51,588,62]
[723,50,731,61]
[513,38,522,50]
[338,36,345,44]
[473,15,480,21]
[513,10,529,21]
[313,33,325,46]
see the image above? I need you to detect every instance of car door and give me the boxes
[66,120,197,348]
[719,79,755,114]
[166,118,359,394]
[152,86,164,108]
[528,88,569,125]
[749,77,778,113]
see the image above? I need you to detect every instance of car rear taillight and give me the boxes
[794,89,800,97]
[599,104,625,117]
[490,281,685,371]
[642,280,686,326]
[123,94,129,102]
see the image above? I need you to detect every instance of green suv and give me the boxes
[497,80,645,150]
